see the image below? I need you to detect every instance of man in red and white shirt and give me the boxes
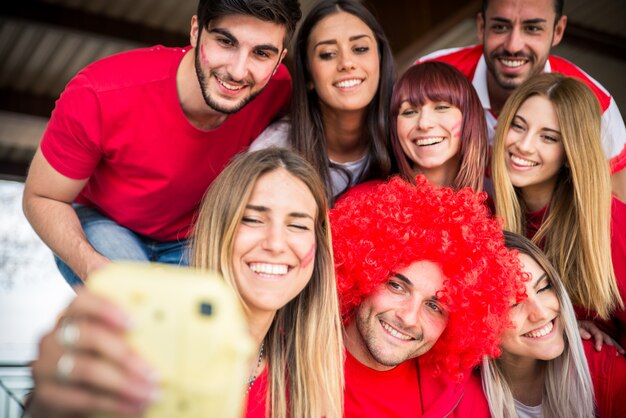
[419,0,626,199]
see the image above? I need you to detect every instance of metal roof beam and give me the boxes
[2,1,189,46]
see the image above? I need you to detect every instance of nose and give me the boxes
[227,50,248,82]
[416,109,434,131]
[262,224,287,253]
[514,132,534,155]
[504,26,524,54]
[337,52,356,72]
[526,297,549,323]
[395,296,422,330]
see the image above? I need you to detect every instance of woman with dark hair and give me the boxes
[251,0,395,203]
[390,61,488,191]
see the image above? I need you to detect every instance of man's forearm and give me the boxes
[23,194,108,281]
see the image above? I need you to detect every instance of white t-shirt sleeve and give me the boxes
[248,118,291,152]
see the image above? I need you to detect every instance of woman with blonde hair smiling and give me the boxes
[482,231,626,418]
[26,148,344,418]
[491,73,625,345]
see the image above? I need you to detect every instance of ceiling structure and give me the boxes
[1,0,624,180]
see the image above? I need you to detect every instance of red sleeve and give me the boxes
[40,72,103,180]
[583,340,626,417]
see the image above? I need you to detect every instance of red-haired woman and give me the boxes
[390,61,488,191]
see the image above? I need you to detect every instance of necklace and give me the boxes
[246,341,265,395]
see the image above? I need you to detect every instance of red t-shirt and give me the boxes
[245,366,268,418]
[344,349,423,418]
[583,339,626,418]
[41,46,291,241]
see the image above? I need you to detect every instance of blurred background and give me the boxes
[0,0,624,415]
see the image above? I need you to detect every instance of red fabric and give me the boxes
[344,349,423,418]
[419,362,490,418]
[420,44,626,173]
[344,349,490,418]
[244,366,268,418]
[582,339,626,418]
[41,45,291,241]
[525,198,626,347]
[609,197,626,347]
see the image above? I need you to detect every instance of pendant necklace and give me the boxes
[246,341,265,396]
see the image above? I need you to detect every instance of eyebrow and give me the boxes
[314,34,372,48]
[245,204,314,220]
[209,28,280,54]
[490,17,548,25]
[514,115,562,135]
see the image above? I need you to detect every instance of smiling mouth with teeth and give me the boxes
[380,320,414,341]
[249,262,290,276]
[215,75,246,91]
[334,78,363,89]
[499,58,527,68]
[414,137,444,147]
[522,319,555,338]
[510,154,539,167]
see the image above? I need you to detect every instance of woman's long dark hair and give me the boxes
[290,0,396,203]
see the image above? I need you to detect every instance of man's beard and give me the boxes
[194,49,262,115]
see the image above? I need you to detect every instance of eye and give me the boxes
[538,282,553,293]
[491,24,509,33]
[525,25,542,33]
[435,103,451,111]
[287,223,311,231]
[426,300,446,315]
[400,108,417,117]
[254,49,271,59]
[241,216,262,225]
[319,51,336,60]
[510,121,525,132]
[386,280,405,293]
[216,37,234,47]
[353,45,370,54]
[541,134,559,143]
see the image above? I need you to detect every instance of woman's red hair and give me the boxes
[390,61,488,191]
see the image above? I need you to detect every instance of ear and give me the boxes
[190,15,200,47]
[476,12,486,43]
[551,15,567,47]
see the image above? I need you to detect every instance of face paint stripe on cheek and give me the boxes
[301,243,316,269]
[200,44,209,65]
[451,120,462,139]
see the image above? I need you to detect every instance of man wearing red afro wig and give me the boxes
[330,176,524,418]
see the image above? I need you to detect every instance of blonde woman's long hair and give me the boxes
[191,148,344,418]
[492,73,621,319]
[482,231,595,418]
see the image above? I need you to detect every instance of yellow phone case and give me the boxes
[88,262,253,418]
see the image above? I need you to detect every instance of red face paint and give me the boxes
[451,120,462,140]
[200,44,209,64]
[301,243,316,269]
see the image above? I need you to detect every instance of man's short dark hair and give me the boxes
[481,0,564,22]
[196,0,302,45]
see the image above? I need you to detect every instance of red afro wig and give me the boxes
[330,176,525,381]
